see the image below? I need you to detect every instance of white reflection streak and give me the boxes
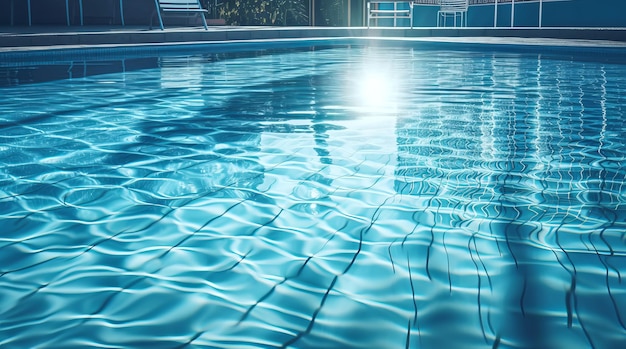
[599,66,607,157]
[532,55,545,172]
[160,57,202,90]
[481,54,498,163]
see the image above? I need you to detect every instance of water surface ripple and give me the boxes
[1,45,626,348]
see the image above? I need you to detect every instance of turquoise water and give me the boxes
[1,43,626,348]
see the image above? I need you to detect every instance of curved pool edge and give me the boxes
[1,26,626,54]
[2,34,626,66]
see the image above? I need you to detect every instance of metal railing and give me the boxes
[367,1,414,28]
[412,0,566,28]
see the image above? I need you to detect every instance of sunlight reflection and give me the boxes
[353,66,401,115]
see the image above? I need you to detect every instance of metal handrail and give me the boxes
[367,1,415,29]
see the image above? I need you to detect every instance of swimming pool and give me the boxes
[1,39,625,348]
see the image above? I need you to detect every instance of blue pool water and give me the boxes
[1,41,626,348]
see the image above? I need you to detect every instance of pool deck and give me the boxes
[1,25,626,53]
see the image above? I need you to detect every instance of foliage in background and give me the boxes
[217,0,309,26]
[214,0,348,26]
[316,0,347,26]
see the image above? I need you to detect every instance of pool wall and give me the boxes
[1,27,626,55]
[2,36,625,88]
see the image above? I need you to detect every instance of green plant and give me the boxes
[316,0,346,26]
[219,0,309,26]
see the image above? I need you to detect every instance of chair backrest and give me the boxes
[158,0,203,10]
[439,0,468,11]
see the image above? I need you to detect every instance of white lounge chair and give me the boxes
[437,0,468,27]
[152,0,209,30]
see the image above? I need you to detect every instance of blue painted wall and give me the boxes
[401,0,626,28]
[466,0,626,27]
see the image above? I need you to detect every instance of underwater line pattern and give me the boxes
[1,46,626,348]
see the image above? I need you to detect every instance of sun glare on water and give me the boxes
[353,66,402,115]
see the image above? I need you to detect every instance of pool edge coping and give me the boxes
[1,26,626,55]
